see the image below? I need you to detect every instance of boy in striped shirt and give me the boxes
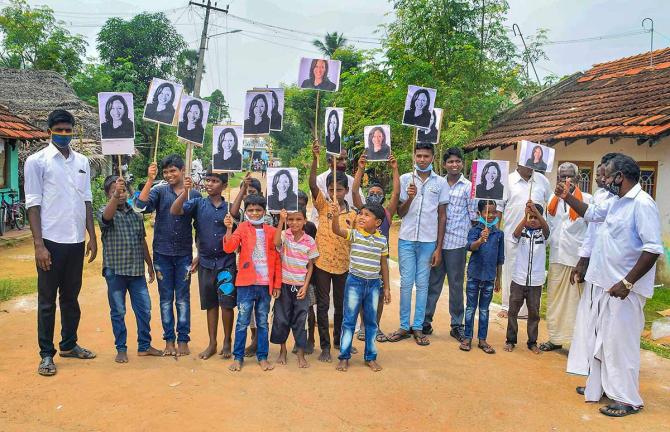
[330,201,391,372]
[270,208,319,368]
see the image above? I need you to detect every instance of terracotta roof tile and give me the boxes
[0,105,49,140]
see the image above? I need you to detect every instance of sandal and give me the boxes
[478,342,496,354]
[59,345,96,359]
[376,330,389,343]
[357,330,366,341]
[412,330,430,346]
[599,403,640,417]
[539,341,562,352]
[387,329,411,342]
[38,356,57,376]
[459,339,472,351]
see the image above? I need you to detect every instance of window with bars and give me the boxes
[557,160,594,193]
[638,161,657,199]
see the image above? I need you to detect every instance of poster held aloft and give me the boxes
[470,159,510,201]
[402,85,437,129]
[298,58,342,92]
[143,78,183,126]
[244,91,272,135]
[416,108,443,144]
[267,167,299,213]
[212,125,244,172]
[98,92,135,155]
[252,87,285,131]
[517,140,555,173]
[364,125,391,162]
[324,108,344,155]
[176,94,210,146]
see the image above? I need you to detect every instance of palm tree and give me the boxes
[312,32,347,57]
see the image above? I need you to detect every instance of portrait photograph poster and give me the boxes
[243,90,272,136]
[297,57,341,92]
[266,167,299,213]
[324,107,344,156]
[364,125,391,162]
[98,92,135,155]
[517,140,555,173]
[143,78,183,126]
[470,159,510,201]
[176,94,210,146]
[416,108,443,144]
[402,85,437,129]
[265,87,285,131]
[212,125,244,172]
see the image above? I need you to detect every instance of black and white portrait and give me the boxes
[267,167,299,213]
[364,125,391,162]
[269,88,284,131]
[472,159,509,201]
[212,125,243,172]
[143,78,183,125]
[417,108,443,144]
[324,108,343,155]
[244,91,271,135]
[402,85,436,129]
[298,57,341,92]
[177,95,210,146]
[518,140,555,173]
[98,92,135,140]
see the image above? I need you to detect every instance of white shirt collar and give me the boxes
[622,183,642,200]
[45,142,73,160]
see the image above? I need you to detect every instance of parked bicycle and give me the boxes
[0,191,27,236]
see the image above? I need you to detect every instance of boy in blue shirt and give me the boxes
[460,200,504,354]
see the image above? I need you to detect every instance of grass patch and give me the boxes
[640,339,670,360]
[227,173,243,190]
[0,277,38,302]
[643,285,670,329]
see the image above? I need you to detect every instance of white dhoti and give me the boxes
[585,290,646,408]
[501,240,528,316]
[546,263,582,345]
[566,282,603,375]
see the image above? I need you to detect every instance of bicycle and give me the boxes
[0,191,27,236]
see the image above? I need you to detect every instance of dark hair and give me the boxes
[247,93,269,120]
[443,147,463,163]
[368,181,384,192]
[104,95,131,124]
[327,110,340,139]
[161,154,185,170]
[217,128,238,154]
[481,161,502,184]
[367,126,386,149]
[296,205,307,218]
[477,199,497,212]
[326,171,349,189]
[409,88,431,113]
[248,178,263,195]
[532,203,544,214]
[152,82,176,106]
[414,142,435,154]
[297,190,309,203]
[271,91,280,117]
[271,169,294,197]
[47,109,75,128]
[181,99,204,123]
[244,193,266,209]
[608,154,640,183]
[362,203,385,221]
[601,152,620,165]
[204,169,228,184]
[531,145,544,161]
[103,175,133,196]
[309,59,329,82]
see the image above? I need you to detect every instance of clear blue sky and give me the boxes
[13,0,670,122]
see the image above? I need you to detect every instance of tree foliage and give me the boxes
[174,49,202,95]
[313,32,348,57]
[204,89,229,123]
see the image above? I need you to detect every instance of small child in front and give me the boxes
[99,176,162,362]
[271,208,319,368]
[460,200,504,354]
[223,194,282,371]
[504,201,550,354]
[330,201,391,372]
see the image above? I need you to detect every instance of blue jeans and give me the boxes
[233,285,271,362]
[339,274,381,361]
[103,268,152,352]
[398,239,436,331]
[153,253,192,343]
[464,278,494,340]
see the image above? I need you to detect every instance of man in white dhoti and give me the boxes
[498,165,551,318]
[557,154,662,417]
[540,163,591,352]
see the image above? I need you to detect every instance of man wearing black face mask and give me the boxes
[24,109,98,377]
[556,154,662,418]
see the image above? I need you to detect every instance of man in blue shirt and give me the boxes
[135,155,193,357]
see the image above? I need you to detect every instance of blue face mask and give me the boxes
[478,216,499,228]
[246,213,265,225]
[414,163,433,173]
[51,132,73,148]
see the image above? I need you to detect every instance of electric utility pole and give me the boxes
[189,1,229,98]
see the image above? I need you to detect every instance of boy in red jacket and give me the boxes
[223,194,281,372]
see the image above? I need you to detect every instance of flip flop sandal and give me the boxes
[459,341,472,352]
[59,345,96,359]
[539,342,562,352]
[412,330,430,346]
[599,403,640,417]
[576,386,585,395]
[357,330,366,341]
[478,343,496,354]
[387,329,411,342]
[38,356,57,376]
[376,331,389,343]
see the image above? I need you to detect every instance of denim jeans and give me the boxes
[464,278,494,340]
[103,268,152,352]
[153,253,192,343]
[425,247,467,330]
[339,274,381,361]
[233,285,271,362]
[398,239,436,331]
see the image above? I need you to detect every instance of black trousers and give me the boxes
[270,283,309,349]
[37,240,85,358]
[505,281,542,347]
[312,266,347,350]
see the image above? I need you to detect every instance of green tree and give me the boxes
[331,47,364,73]
[0,0,87,79]
[204,89,229,123]
[174,49,201,95]
[313,32,348,57]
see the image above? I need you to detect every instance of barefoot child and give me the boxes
[331,201,391,372]
[298,190,318,355]
[460,200,504,354]
[504,201,550,354]
[270,208,319,368]
[223,194,281,371]
[99,176,162,362]
[170,171,236,360]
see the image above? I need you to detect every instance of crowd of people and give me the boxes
[25,109,663,419]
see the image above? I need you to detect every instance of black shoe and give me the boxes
[576,386,585,395]
[422,325,433,335]
[449,327,465,342]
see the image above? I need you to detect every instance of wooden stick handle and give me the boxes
[332,154,337,203]
[153,124,160,163]
[315,91,320,169]
[117,155,123,178]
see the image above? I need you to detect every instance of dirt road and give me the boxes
[1,230,669,431]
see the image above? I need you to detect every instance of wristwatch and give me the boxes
[622,279,633,290]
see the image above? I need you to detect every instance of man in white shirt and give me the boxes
[540,162,591,352]
[311,150,363,225]
[498,165,551,318]
[24,110,98,377]
[557,154,663,418]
